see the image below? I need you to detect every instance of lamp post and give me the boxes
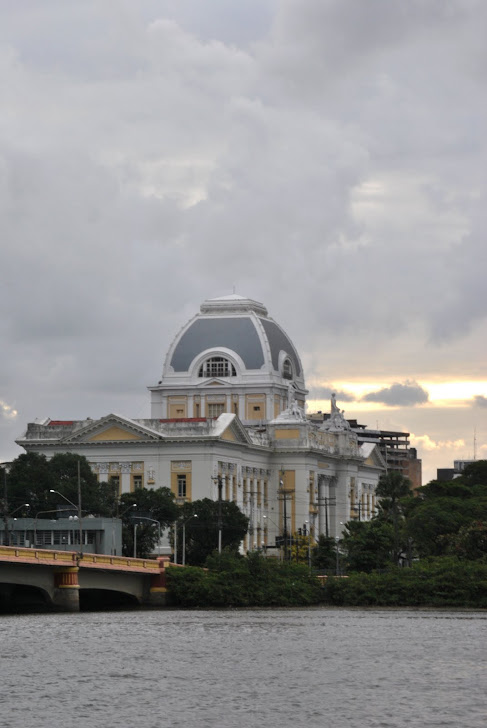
[132,516,162,558]
[50,488,83,554]
[34,508,59,548]
[182,514,198,566]
[304,519,311,569]
[263,514,281,559]
[335,536,340,576]
[5,504,29,546]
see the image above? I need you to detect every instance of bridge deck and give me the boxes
[0,546,168,574]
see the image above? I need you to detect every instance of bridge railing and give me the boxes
[0,546,170,573]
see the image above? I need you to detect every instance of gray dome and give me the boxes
[167,295,303,378]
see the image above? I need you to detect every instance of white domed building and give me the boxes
[150,294,307,422]
[17,295,385,552]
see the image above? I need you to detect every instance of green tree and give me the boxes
[176,498,249,566]
[48,453,106,515]
[404,474,487,558]
[376,470,413,563]
[290,531,312,564]
[5,452,54,514]
[341,520,395,573]
[311,534,337,572]
[450,520,487,561]
[119,487,179,558]
[459,460,487,488]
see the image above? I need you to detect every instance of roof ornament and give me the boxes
[272,384,306,423]
[320,393,351,432]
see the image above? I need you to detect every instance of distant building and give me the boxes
[0,516,122,555]
[437,459,476,482]
[16,295,386,550]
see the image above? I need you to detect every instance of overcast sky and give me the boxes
[1,0,486,483]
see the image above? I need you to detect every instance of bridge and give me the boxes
[0,545,175,612]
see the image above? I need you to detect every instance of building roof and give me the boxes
[166,295,303,379]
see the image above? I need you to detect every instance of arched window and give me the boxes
[282,358,293,380]
[198,357,236,378]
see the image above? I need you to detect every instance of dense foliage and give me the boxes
[3,452,116,517]
[167,551,322,607]
[311,534,338,572]
[404,474,487,558]
[321,558,487,608]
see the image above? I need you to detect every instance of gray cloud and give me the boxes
[362,381,429,407]
[307,386,356,403]
[473,395,487,408]
[0,1,486,486]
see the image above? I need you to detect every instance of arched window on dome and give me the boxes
[282,358,293,380]
[198,357,236,378]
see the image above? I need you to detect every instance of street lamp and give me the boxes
[132,516,162,558]
[5,504,29,547]
[304,519,311,569]
[173,513,198,565]
[9,503,30,517]
[50,489,83,554]
[119,503,137,518]
[34,508,59,548]
[335,536,340,576]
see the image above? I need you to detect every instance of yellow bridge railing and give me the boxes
[0,546,168,573]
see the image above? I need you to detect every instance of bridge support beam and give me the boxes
[53,567,80,612]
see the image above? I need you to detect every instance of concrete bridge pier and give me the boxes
[146,563,169,607]
[53,566,80,612]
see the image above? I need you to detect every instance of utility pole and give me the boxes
[353,500,362,521]
[315,495,336,537]
[278,478,292,561]
[211,475,224,554]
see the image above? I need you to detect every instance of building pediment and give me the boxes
[213,413,253,445]
[360,443,386,470]
[60,414,163,444]
[196,378,232,387]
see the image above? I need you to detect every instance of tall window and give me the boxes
[282,359,293,380]
[133,475,143,490]
[198,357,236,378]
[109,475,120,494]
[177,474,187,498]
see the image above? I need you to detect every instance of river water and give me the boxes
[0,608,485,728]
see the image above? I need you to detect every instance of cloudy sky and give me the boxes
[1,0,486,483]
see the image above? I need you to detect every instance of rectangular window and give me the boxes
[208,403,225,418]
[53,531,70,545]
[133,475,143,490]
[177,474,187,498]
[110,475,120,493]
